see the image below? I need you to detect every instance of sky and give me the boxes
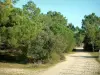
[15,0,100,28]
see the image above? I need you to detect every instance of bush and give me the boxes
[0,1,75,63]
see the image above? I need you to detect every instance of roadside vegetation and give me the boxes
[0,0,76,64]
[82,13,100,52]
[0,0,100,68]
[90,52,100,63]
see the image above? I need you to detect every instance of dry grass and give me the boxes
[0,62,53,69]
[90,52,100,63]
[0,57,66,75]
[0,62,47,75]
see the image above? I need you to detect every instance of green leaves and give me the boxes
[82,13,100,51]
[0,1,75,63]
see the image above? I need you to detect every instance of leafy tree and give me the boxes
[67,23,75,31]
[82,13,100,51]
[68,24,84,47]
[0,1,76,63]
[27,11,75,63]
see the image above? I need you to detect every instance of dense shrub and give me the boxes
[0,0,75,63]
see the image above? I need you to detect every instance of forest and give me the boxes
[0,0,100,64]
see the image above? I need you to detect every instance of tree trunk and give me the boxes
[92,43,94,52]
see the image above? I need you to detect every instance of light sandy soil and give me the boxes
[38,52,100,75]
[0,68,44,75]
[0,51,100,75]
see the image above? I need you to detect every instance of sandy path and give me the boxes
[38,52,100,75]
[0,51,100,75]
[0,68,44,75]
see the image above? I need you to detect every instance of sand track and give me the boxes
[0,51,100,75]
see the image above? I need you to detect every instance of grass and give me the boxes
[0,62,52,75]
[0,62,53,70]
[0,50,73,75]
[0,57,66,75]
[0,50,72,69]
[90,52,100,63]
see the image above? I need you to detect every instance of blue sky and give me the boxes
[15,0,100,28]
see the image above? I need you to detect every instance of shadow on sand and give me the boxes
[72,48,98,58]
[73,48,93,52]
[70,55,98,58]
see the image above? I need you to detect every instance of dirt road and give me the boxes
[0,51,100,75]
[38,51,100,75]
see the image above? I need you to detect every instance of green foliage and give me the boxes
[68,23,84,47]
[0,1,75,63]
[95,31,100,49]
[28,30,54,61]
[67,23,75,31]
[82,13,100,51]
[27,11,75,63]
[74,27,84,46]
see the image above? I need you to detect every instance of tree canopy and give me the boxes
[82,13,100,51]
[0,0,75,63]
[0,0,99,64]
